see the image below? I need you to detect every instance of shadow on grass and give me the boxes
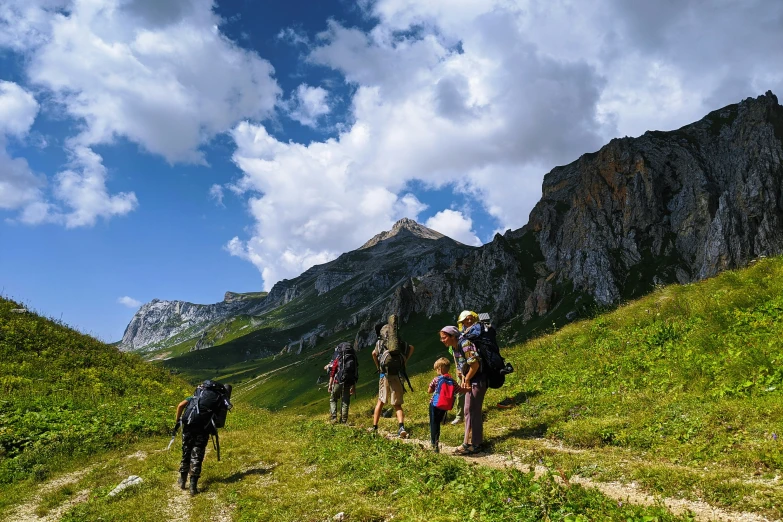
[212,466,277,484]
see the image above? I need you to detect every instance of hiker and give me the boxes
[369,316,414,438]
[428,357,468,453]
[441,311,486,455]
[327,341,359,423]
[440,325,466,425]
[174,380,232,495]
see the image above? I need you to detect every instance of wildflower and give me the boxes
[773,433,778,441]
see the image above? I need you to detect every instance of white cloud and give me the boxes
[0,81,47,219]
[0,80,39,137]
[117,296,142,308]
[425,209,480,246]
[209,184,225,207]
[53,146,138,228]
[277,26,309,47]
[225,0,783,292]
[286,84,331,127]
[0,0,282,227]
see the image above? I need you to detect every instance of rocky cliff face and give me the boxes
[123,92,783,355]
[528,90,783,304]
[119,294,267,352]
[394,91,783,332]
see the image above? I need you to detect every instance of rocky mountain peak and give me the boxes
[359,218,447,249]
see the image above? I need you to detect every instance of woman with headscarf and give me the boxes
[439,311,486,454]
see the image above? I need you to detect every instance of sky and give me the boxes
[1,0,782,342]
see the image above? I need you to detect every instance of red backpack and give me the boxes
[432,375,457,411]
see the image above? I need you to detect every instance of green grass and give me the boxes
[5,255,783,519]
[0,297,190,490]
[194,255,783,518]
[5,406,690,522]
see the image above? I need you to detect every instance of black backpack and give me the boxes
[183,380,233,431]
[335,342,359,386]
[471,326,514,389]
[377,337,408,376]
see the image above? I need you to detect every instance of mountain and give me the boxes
[119,219,474,354]
[122,91,783,356]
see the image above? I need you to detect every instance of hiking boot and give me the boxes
[450,417,462,425]
[432,442,439,453]
[398,426,408,439]
[329,416,337,424]
[367,426,378,434]
[189,476,199,496]
[177,472,188,489]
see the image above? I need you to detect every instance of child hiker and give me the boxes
[427,357,467,453]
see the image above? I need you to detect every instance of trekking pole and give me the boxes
[211,431,221,462]
[165,420,180,451]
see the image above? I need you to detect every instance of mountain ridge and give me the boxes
[121,91,783,358]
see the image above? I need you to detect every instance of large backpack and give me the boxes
[335,342,359,386]
[432,375,458,411]
[470,325,514,389]
[183,380,233,431]
[377,315,414,391]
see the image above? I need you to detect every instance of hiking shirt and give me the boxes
[457,324,483,384]
[448,346,467,377]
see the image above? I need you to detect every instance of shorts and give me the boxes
[378,374,404,406]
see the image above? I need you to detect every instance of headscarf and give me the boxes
[440,325,460,337]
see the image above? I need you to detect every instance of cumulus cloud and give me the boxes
[0,0,281,226]
[53,146,138,228]
[226,0,783,291]
[227,3,610,288]
[425,209,481,246]
[0,81,47,219]
[286,84,331,127]
[117,296,142,308]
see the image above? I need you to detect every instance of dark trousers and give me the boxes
[429,403,447,446]
[180,428,210,478]
[329,383,351,422]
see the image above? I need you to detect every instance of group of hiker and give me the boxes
[323,309,512,455]
[169,309,511,495]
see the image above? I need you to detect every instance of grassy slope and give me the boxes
[4,256,783,519]
[195,256,783,518]
[0,297,189,501]
[10,406,688,522]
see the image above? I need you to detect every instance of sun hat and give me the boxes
[457,310,478,324]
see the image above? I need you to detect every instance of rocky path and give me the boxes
[6,467,94,522]
[382,430,777,522]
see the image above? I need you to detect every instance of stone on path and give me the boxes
[108,475,143,497]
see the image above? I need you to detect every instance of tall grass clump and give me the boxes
[0,297,188,486]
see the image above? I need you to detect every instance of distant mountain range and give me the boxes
[120,91,783,358]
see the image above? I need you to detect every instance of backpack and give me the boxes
[377,314,414,391]
[183,380,233,431]
[377,339,408,376]
[470,325,514,389]
[335,342,359,386]
[432,375,458,411]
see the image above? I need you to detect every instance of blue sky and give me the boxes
[1,0,781,341]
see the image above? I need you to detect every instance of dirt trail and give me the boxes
[381,431,777,522]
[6,467,95,522]
[165,484,192,522]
